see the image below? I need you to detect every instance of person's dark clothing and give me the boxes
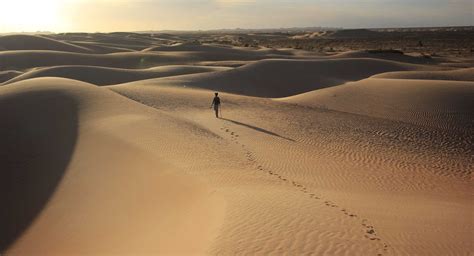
[212,96,221,118]
[212,96,221,106]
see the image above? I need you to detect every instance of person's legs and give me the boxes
[214,106,219,118]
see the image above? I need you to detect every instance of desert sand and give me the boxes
[1,32,472,255]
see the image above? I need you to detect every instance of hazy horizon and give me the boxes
[0,0,473,33]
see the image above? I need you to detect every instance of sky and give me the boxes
[0,0,472,32]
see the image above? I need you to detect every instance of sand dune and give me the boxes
[66,41,136,53]
[43,33,93,42]
[0,48,309,72]
[45,33,150,52]
[111,82,473,255]
[1,78,225,255]
[3,65,231,85]
[144,42,294,56]
[0,35,93,53]
[196,60,254,67]
[143,42,321,61]
[1,33,472,255]
[0,70,22,83]
[95,33,159,47]
[126,58,438,97]
[281,78,474,130]
[333,50,438,64]
[50,32,160,51]
[291,31,327,39]
[0,50,194,70]
[373,67,474,81]
[144,42,235,52]
[326,29,381,38]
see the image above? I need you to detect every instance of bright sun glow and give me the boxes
[0,0,64,32]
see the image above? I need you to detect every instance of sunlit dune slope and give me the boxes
[110,79,472,255]
[281,78,474,130]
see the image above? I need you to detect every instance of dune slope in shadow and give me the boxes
[0,88,78,252]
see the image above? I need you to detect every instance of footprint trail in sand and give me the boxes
[220,121,391,254]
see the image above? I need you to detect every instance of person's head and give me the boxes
[215,92,219,96]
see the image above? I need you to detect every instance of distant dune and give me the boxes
[333,50,437,64]
[66,41,136,54]
[0,47,309,71]
[325,29,381,38]
[128,58,439,97]
[144,42,294,56]
[0,70,23,83]
[0,34,93,53]
[3,65,231,86]
[0,51,194,70]
[372,68,474,81]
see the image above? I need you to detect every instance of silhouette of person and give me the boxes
[211,92,221,118]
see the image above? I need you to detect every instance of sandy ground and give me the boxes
[1,33,473,256]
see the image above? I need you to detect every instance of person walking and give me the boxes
[211,92,221,118]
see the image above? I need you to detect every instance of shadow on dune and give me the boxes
[0,90,78,252]
[221,118,294,142]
